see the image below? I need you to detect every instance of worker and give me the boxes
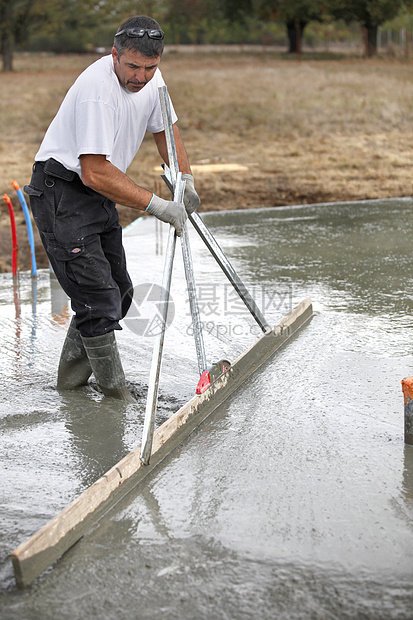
[24,15,200,402]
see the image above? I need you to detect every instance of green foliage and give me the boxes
[303,18,360,48]
[381,1,413,29]
[330,0,404,28]
[223,0,254,23]
[1,0,121,66]
[257,0,328,23]
[164,0,223,44]
[0,0,63,69]
[329,0,405,55]
[2,0,412,61]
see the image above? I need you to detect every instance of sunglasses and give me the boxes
[115,28,164,40]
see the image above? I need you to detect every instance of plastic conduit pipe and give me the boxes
[3,194,19,277]
[12,181,37,277]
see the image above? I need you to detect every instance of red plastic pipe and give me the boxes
[12,180,37,277]
[3,193,19,277]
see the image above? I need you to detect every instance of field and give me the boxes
[1,49,413,272]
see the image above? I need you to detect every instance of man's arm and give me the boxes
[152,124,192,174]
[80,153,188,236]
[81,122,190,202]
[80,154,152,210]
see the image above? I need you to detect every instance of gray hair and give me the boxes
[113,15,164,58]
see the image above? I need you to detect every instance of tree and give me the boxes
[165,0,224,44]
[0,0,62,71]
[258,0,328,53]
[330,0,405,56]
[0,0,122,71]
[223,0,254,24]
[0,0,13,70]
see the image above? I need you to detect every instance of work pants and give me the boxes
[24,159,133,337]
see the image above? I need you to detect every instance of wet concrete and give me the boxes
[1,198,413,618]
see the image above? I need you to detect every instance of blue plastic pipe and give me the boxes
[12,180,37,277]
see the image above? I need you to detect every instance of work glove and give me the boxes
[146,194,187,236]
[182,174,200,215]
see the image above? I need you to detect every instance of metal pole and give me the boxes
[140,171,186,464]
[158,86,179,184]
[181,222,207,374]
[160,164,270,333]
[140,222,177,465]
[189,212,271,332]
[159,86,207,374]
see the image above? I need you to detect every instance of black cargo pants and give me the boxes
[25,159,133,337]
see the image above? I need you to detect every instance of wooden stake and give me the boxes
[401,377,413,445]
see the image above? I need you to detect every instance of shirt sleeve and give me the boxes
[75,100,117,158]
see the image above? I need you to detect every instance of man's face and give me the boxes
[112,47,161,92]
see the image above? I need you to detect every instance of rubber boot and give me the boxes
[57,317,92,389]
[81,331,135,403]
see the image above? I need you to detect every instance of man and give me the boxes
[24,15,200,402]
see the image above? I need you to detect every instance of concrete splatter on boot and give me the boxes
[81,331,136,403]
[57,317,92,389]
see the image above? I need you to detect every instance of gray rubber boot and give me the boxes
[81,331,136,403]
[57,317,92,389]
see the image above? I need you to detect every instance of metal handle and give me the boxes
[141,88,190,464]
[189,211,271,333]
[159,86,207,375]
[140,222,177,465]
[180,223,207,374]
[161,165,270,333]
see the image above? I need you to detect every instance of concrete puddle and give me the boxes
[0,199,412,618]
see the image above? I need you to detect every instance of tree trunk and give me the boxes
[0,0,14,72]
[364,25,378,58]
[286,20,307,54]
[1,33,13,71]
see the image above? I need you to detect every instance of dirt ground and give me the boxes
[1,49,413,273]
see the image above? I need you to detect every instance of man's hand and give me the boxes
[182,174,200,214]
[146,194,187,236]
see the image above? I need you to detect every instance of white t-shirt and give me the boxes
[35,55,177,179]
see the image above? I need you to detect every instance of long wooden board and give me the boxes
[11,296,313,588]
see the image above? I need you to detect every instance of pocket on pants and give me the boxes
[45,234,114,290]
[24,183,51,233]
[24,184,43,198]
[44,233,84,261]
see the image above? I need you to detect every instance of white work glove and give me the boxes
[146,194,187,236]
[182,174,200,215]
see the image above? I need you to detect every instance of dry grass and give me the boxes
[1,50,413,271]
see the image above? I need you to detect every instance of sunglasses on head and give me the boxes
[115,28,164,40]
